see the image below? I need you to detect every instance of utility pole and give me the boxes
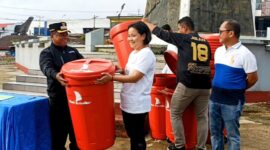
[93,14,97,30]
[118,3,125,24]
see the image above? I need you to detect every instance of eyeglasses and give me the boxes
[219,30,231,34]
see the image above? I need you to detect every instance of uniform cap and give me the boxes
[49,22,70,33]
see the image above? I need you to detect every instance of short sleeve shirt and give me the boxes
[213,41,257,89]
[120,47,156,114]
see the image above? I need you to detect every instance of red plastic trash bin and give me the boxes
[110,21,136,69]
[164,50,178,75]
[200,34,222,80]
[149,74,176,140]
[210,60,215,79]
[200,34,222,62]
[163,88,198,150]
[61,58,116,150]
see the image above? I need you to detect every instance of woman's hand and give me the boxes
[115,65,124,74]
[95,72,113,84]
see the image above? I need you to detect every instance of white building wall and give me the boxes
[251,0,256,36]
[179,0,190,19]
[85,28,104,51]
[267,27,270,39]
[28,18,110,35]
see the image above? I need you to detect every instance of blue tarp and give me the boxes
[0,92,51,150]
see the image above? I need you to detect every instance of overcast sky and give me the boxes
[0,0,147,23]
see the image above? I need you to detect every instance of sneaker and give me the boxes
[167,144,185,150]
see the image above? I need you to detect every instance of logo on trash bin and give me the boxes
[69,91,91,105]
[155,98,161,105]
[151,98,165,107]
[166,100,170,110]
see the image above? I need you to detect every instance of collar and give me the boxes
[51,43,67,51]
[227,41,241,51]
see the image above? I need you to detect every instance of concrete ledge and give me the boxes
[246,91,270,103]
[3,82,47,93]
[0,89,48,97]
[28,69,44,76]
[16,75,47,84]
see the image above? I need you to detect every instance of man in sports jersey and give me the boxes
[143,17,211,150]
[209,19,258,150]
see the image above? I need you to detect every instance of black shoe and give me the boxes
[166,138,172,144]
[167,144,185,150]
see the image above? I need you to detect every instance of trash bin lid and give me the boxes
[164,51,178,75]
[61,58,115,80]
[199,33,219,41]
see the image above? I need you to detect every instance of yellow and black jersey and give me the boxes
[152,26,211,89]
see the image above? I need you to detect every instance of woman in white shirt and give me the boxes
[96,21,156,150]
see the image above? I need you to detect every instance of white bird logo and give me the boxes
[166,100,170,110]
[69,91,91,105]
[155,98,161,105]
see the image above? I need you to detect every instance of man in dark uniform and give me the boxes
[143,17,211,150]
[39,22,83,150]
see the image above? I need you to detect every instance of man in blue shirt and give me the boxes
[209,19,258,150]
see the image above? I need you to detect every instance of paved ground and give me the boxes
[1,63,270,150]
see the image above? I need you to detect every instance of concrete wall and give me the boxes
[145,0,254,35]
[85,29,104,52]
[15,37,50,70]
[190,0,254,35]
[145,0,180,31]
[15,37,85,70]
[241,38,270,91]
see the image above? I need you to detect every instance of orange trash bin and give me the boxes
[110,21,136,69]
[164,51,178,75]
[200,34,222,54]
[200,34,222,65]
[163,88,198,150]
[200,34,222,80]
[149,74,176,140]
[61,58,115,150]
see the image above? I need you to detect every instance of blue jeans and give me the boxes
[209,100,244,150]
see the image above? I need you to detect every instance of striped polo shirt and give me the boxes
[210,41,257,105]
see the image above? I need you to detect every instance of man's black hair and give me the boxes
[161,24,172,31]
[224,19,241,39]
[178,16,194,31]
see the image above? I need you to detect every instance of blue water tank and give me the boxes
[34,27,50,36]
